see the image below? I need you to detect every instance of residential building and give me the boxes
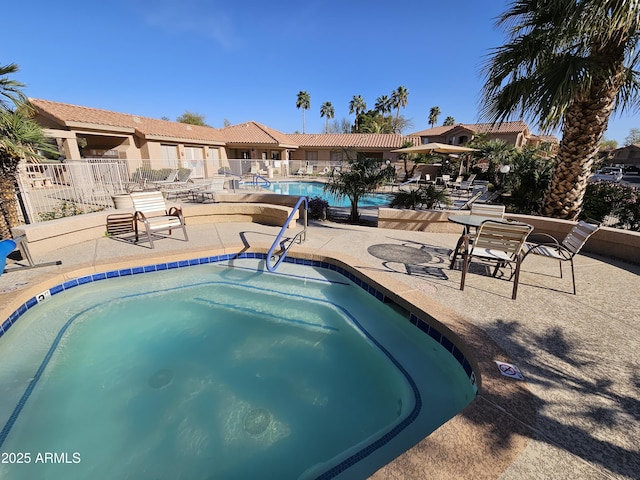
[408,121,558,150]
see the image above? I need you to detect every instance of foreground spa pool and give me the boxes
[0,254,477,479]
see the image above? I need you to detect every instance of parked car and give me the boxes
[591,167,624,182]
[623,165,640,174]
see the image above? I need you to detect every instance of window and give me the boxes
[161,144,179,168]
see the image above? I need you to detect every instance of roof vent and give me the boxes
[133,116,141,123]
[186,125,193,130]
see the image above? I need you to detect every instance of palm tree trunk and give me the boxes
[0,174,20,238]
[542,76,623,220]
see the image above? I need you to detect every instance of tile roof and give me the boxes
[30,98,226,144]
[218,121,297,147]
[409,120,531,137]
[286,133,406,149]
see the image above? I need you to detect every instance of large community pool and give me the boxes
[0,254,477,479]
[263,181,392,207]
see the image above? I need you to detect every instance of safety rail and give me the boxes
[266,196,308,272]
[252,174,271,188]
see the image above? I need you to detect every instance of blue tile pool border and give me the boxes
[0,251,480,478]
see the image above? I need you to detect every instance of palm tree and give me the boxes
[472,139,515,189]
[0,108,56,237]
[428,106,441,127]
[374,95,392,116]
[296,91,311,133]
[320,101,335,133]
[0,63,27,109]
[481,1,640,220]
[349,95,366,132]
[443,116,456,126]
[391,86,409,121]
[324,152,395,223]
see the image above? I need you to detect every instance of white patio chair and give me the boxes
[130,191,188,248]
[521,220,599,294]
[458,219,533,300]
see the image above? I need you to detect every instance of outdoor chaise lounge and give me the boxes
[0,235,61,275]
[522,220,599,294]
[130,191,188,249]
[457,219,533,300]
[189,175,227,202]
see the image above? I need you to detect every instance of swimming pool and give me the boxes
[0,254,477,479]
[264,181,392,207]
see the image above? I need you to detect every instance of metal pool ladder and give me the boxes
[266,196,308,272]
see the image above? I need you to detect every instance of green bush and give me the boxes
[307,196,329,220]
[390,184,450,210]
[582,182,640,231]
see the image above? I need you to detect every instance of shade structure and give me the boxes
[391,142,477,154]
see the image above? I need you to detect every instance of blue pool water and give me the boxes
[0,256,476,479]
[264,181,392,207]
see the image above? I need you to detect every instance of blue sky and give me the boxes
[4,0,638,144]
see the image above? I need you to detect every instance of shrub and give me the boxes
[307,196,329,220]
[390,184,450,210]
[582,182,640,231]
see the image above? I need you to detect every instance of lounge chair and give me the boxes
[149,169,179,188]
[449,175,464,188]
[130,191,188,248]
[0,235,61,275]
[457,219,533,300]
[521,220,599,294]
[399,173,422,186]
[189,175,227,202]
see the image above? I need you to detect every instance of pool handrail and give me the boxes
[252,174,271,188]
[266,196,308,272]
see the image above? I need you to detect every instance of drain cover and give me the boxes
[243,408,272,436]
[149,369,174,389]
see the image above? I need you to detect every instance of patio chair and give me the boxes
[399,173,422,186]
[149,169,179,188]
[458,219,533,300]
[0,235,61,275]
[189,175,227,202]
[521,220,599,294]
[130,191,188,249]
[470,203,505,218]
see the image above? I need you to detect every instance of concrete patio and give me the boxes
[1,218,638,479]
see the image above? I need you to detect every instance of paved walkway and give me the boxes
[1,219,638,479]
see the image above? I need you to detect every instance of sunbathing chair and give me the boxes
[189,175,227,202]
[149,169,179,188]
[399,173,422,186]
[0,235,61,275]
[521,220,599,294]
[130,191,188,248]
[457,219,533,300]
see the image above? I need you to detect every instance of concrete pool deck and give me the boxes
[1,219,638,479]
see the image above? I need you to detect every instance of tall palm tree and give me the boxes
[443,116,456,126]
[481,0,640,220]
[391,86,409,121]
[320,101,335,133]
[296,91,311,133]
[0,63,27,109]
[374,95,392,115]
[349,95,367,132]
[428,106,441,127]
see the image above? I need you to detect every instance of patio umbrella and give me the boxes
[390,142,477,154]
